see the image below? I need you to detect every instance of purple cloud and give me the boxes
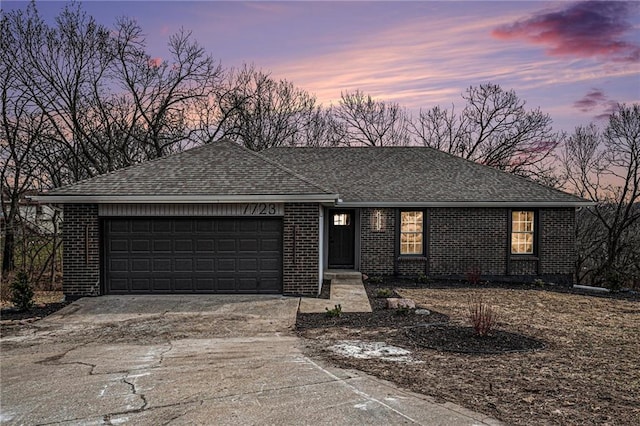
[492,1,640,63]
[573,89,607,112]
[573,89,619,120]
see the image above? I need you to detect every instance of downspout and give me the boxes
[318,205,324,295]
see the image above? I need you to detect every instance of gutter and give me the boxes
[334,201,595,208]
[30,193,341,204]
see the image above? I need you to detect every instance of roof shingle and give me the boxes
[46,141,333,197]
[261,146,588,205]
[42,140,588,206]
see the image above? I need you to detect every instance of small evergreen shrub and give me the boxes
[367,275,383,284]
[534,278,545,287]
[376,288,393,298]
[325,304,342,317]
[416,273,430,284]
[395,306,412,316]
[11,271,34,312]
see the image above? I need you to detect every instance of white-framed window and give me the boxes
[400,211,423,255]
[333,213,350,226]
[511,211,535,254]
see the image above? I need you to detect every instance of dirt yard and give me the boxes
[298,286,640,425]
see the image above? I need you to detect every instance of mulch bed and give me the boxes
[296,283,450,330]
[1,302,70,323]
[1,291,70,335]
[406,324,545,354]
[297,282,542,354]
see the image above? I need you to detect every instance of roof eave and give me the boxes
[31,194,340,204]
[335,200,595,208]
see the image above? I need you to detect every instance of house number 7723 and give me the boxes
[242,203,277,215]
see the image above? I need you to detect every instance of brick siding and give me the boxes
[538,208,575,283]
[62,204,100,297]
[61,203,573,297]
[358,207,575,283]
[429,208,508,276]
[283,203,319,295]
[360,208,395,275]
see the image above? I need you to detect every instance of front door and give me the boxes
[328,209,355,269]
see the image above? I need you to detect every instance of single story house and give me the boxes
[34,140,591,297]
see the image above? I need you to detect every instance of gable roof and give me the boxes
[37,140,338,203]
[261,146,590,207]
[35,140,590,207]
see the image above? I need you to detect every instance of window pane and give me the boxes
[400,211,423,255]
[333,213,350,226]
[511,211,534,254]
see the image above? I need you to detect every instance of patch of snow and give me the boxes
[329,340,420,363]
[0,412,14,422]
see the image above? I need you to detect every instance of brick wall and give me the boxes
[429,208,508,276]
[360,208,395,275]
[62,204,100,297]
[283,203,319,295]
[539,208,575,283]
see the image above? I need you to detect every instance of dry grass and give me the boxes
[0,291,64,309]
[394,288,640,425]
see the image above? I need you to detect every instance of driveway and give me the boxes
[1,295,500,425]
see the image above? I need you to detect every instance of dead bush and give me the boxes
[467,296,498,337]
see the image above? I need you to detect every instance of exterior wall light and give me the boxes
[373,209,384,232]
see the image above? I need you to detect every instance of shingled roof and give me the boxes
[261,146,589,206]
[40,140,337,203]
[38,140,589,206]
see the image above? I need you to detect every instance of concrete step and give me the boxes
[324,270,362,281]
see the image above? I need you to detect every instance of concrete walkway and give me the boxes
[299,271,373,313]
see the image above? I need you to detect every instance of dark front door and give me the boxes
[328,209,355,269]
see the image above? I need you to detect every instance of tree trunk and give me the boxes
[2,224,15,273]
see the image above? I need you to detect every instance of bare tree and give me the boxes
[1,2,227,278]
[112,20,224,158]
[562,104,640,288]
[1,8,54,273]
[219,66,319,151]
[411,83,559,179]
[296,106,347,147]
[335,90,411,146]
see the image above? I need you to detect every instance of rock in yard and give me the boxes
[386,298,416,309]
[415,308,431,315]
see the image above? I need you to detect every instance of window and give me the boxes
[400,211,423,255]
[333,213,350,226]
[511,211,535,254]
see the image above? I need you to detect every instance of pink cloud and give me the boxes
[148,57,163,68]
[492,1,640,63]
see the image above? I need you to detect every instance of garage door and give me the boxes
[104,218,282,294]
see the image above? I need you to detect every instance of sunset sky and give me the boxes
[5,0,640,133]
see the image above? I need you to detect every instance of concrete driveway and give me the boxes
[1,295,500,425]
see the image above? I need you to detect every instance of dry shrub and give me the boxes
[468,296,498,337]
[1,271,16,302]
